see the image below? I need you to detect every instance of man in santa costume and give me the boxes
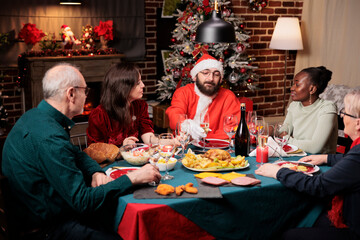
[166,54,241,140]
[61,25,81,49]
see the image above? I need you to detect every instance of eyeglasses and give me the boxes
[339,108,358,119]
[199,70,221,80]
[74,86,90,96]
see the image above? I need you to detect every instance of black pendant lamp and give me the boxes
[195,0,236,43]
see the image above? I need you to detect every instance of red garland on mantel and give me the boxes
[17,48,120,88]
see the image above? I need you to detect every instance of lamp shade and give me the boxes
[195,10,236,43]
[269,17,303,50]
[59,0,82,5]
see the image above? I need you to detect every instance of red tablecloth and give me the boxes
[117,203,214,240]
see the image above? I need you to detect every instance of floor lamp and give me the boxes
[269,17,303,115]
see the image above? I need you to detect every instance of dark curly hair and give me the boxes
[300,66,332,96]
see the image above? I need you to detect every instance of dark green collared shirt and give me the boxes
[2,100,132,229]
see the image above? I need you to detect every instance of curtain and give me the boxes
[295,0,360,87]
[0,0,145,63]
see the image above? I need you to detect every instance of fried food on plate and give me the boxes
[184,183,198,194]
[155,184,175,196]
[175,185,185,196]
[203,149,231,161]
[183,149,247,170]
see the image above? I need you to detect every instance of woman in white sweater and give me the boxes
[284,66,338,154]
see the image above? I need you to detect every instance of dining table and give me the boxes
[105,147,330,240]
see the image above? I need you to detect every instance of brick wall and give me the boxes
[0,67,22,129]
[234,0,303,116]
[141,0,304,117]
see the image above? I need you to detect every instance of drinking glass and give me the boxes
[176,120,191,158]
[256,122,269,167]
[148,134,160,186]
[199,111,210,153]
[223,115,238,153]
[159,133,176,180]
[255,116,265,136]
[246,111,257,150]
[273,122,290,153]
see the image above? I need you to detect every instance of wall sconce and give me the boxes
[59,0,82,5]
[269,17,303,114]
[195,0,235,43]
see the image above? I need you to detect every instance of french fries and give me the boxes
[182,150,248,170]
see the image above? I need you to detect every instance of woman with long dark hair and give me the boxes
[87,62,155,146]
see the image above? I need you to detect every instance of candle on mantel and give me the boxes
[256,146,268,163]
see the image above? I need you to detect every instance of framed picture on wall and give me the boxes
[162,0,181,18]
[161,50,172,74]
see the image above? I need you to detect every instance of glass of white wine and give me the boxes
[159,133,176,180]
[148,134,160,186]
[200,111,210,153]
[223,115,238,153]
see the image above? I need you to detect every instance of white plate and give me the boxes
[275,161,319,174]
[105,167,140,179]
[283,144,298,153]
[192,139,229,149]
[182,162,250,172]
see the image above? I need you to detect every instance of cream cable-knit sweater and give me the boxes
[284,98,338,154]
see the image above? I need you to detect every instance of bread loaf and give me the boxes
[84,143,120,164]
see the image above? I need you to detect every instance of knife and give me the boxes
[297,162,315,168]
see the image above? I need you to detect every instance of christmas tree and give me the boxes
[156,0,260,102]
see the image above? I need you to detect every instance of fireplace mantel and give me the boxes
[23,54,124,111]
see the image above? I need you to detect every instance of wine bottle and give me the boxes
[235,103,250,156]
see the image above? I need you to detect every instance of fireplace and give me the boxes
[73,81,102,122]
[22,54,124,114]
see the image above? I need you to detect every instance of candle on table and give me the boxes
[256,146,268,163]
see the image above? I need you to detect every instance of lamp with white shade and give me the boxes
[269,17,303,114]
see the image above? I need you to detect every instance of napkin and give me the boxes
[249,137,307,157]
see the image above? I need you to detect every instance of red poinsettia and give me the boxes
[94,20,113,41]
[18,23,45,45]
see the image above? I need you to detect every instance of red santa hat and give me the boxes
[190,54,223,79]
[61,25,69,29]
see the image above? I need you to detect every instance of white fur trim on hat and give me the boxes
[190,54,223,79]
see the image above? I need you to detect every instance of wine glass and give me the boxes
[274,122,290,152]
[246,111,257,150]
[223,115,238,153]
[256,122,269,167]
[255,116,265,136]
[200,111,210,153]
[148,134,160,186]
[176,120,191,158]
[159,133,176,180]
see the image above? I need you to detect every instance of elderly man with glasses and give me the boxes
[166,54,241,141]
[2,63,161,239]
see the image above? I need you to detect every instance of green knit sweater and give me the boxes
[284,98,338,154]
